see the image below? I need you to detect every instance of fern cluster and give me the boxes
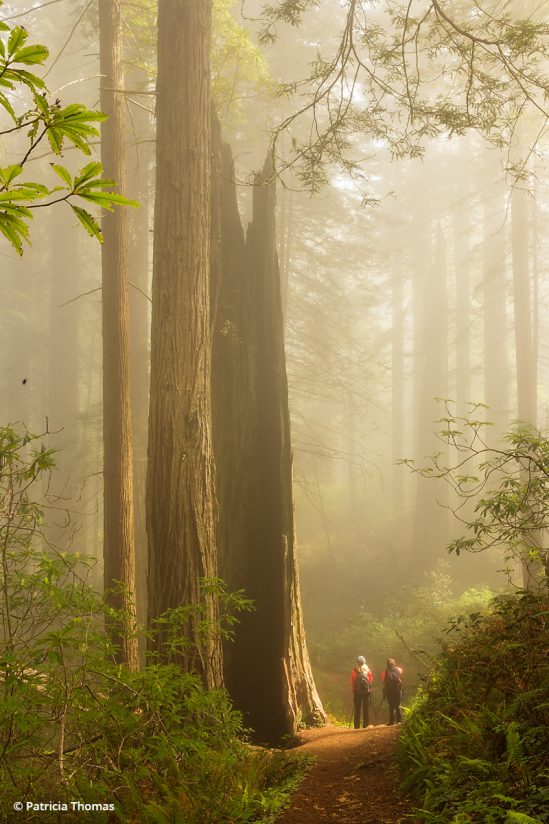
[398,592,549,823]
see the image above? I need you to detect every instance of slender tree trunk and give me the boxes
[482,158,509,435]
[99,0,138,670]
[147,0,222,689]
[453,200,471,419]
[391,254,405,516]
[412,226,449,572]
[511,183,536,426]
[126,66,153,655]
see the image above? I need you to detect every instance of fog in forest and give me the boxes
[1,0,547,726]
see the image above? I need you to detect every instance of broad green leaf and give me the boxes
[0,190,39,204]
[70,204,103,242]
[18,181,49,195]
[0,210,31,255]
[0,164,22,187]
[0,91,16,120]
[50,164,72,188]
[73,161,103,188]
[8,67,45,90]
[46,126,63,155]
[77,191,140,210]
[7,26,28,58]
[12,44,48,66]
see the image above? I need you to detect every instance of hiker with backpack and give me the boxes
[382,657,403,725]
[350,655,373,729]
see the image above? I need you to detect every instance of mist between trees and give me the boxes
[1,0,549,748]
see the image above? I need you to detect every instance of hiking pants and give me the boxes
[387,690,402,724]
[353,691,370,728]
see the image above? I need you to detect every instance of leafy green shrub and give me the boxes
[398,592,549,823]
[0,424,307,823]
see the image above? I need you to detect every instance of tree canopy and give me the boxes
[253,0,549,190]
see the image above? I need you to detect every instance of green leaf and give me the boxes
[18,181,49,195]
[77,190,140,210]
[0,209,31,255]
[0,190,39,204]
[12,44,48,66]
[73,161,103,189]
[10,67,45,90]
[70,204,103,242]
[50,164,72,188]
[0,91,15,121]
[46,126,63,156]
[0,165,23,187]
[7,26,28,57]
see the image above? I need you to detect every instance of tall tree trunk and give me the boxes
[391,253,405,517]
[99,0,138,670]
[453,200,471,419]
[126,66,153,653]
[482,158,509,435]
[511,182,536,426]
[147,0,222,689]
[412,226,449,572]
[212,143,325,742]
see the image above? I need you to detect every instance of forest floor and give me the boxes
[275,723,415,824]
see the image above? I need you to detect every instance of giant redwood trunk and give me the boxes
[211,142,325,742]
[99,0,138,670]
[146,0,222,689]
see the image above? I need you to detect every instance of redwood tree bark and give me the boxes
[146,0,222,689]
[212,144,325,741]
[99,0,138,671]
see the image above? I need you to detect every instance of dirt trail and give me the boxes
[275,724,414,824]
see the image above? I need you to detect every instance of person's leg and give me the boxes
[388,697,396,724]
[353,693,361,729]
[363,694,370,727]
[396,691,403,723]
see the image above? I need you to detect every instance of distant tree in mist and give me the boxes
[99,0,139,671]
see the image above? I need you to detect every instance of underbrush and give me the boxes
[0,425,308,823]
[307,565,496,720]
[398,591,549,823]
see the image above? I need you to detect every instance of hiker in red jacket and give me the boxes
[350,656,372,729]
[382,658,403,725]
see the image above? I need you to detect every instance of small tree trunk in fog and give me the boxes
[511,183,536,426]
[146,0,222,689]
[47,211,80,546]
[412,226,449,572]
[391,254,405,516]
[212,142,325,742]
[482,158,509,435]
[99,0,138,671]
[511,173,541,590]
[453,201,471,419]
